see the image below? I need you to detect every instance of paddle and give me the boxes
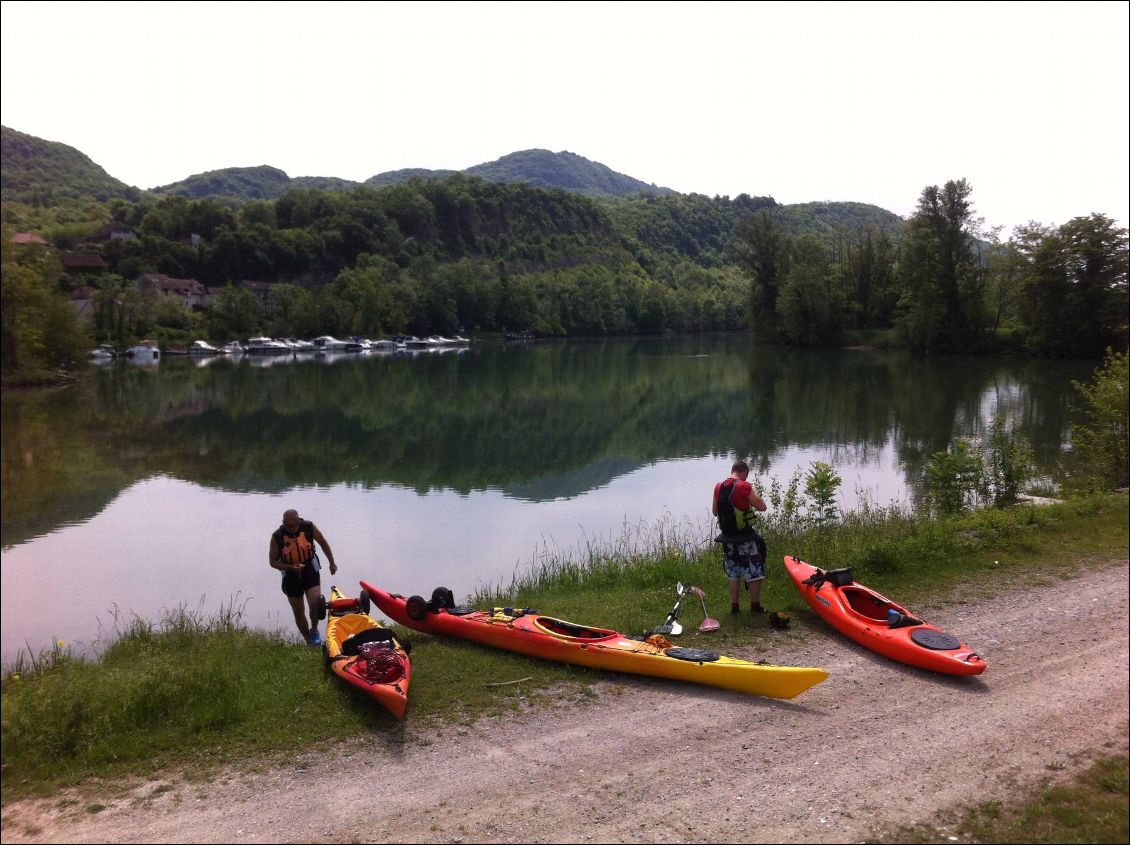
[652,582,686,636]
[688,585,720,632]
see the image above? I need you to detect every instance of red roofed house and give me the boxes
[9,232,49,245]
[139,273,211,311]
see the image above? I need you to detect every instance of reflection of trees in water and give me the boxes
[1,341,1093,548]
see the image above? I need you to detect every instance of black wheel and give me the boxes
[400,639,413,655]
[358,589,371,615]
[406,595,429,621]
[316,594,328,621]
[431,586,455,609]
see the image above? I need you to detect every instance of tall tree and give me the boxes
[731,210,791,336]
[1014,214,1129,356]
[776,234,844,345]
[896,179,987,351]
[842,227,898,328]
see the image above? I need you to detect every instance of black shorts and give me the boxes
[281,564,320,598]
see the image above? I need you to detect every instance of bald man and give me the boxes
[269,509,338,645]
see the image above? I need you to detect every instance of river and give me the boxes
[0,335,1095,661]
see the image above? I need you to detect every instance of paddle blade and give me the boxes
[698,617,721,633]
[669,620,683,636]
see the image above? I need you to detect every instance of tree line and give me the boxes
[2,174,1127,382]
[734,179,1128,357]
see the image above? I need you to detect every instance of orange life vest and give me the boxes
[280,527,314,566]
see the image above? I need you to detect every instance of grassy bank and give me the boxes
[2,494,1127,801]
[873,748,1129,844]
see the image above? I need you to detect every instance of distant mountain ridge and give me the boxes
[151,149,676,200]
[0,125,905,240]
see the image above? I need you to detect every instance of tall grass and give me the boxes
[2,494,1126,798]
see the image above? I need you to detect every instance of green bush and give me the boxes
[1068,348,1129,492]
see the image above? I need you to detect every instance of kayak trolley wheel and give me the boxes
[316,594,328,621]
[406,595,429,621]
[358,589,371,615]
[399,638,412,655]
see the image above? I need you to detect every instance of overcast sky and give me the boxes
[2,1,1127,237]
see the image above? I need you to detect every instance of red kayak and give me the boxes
[361,582,828,700]
[783,556,986,676]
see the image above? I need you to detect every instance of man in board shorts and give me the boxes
[712,460,769,614]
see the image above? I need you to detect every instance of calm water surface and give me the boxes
[0,336,1093,661]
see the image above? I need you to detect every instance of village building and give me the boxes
[138,273,211,311]
[61,252,108,273]
[240,280,274,302]
[88,221,138,243]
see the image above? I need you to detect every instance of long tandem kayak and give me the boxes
[360,581,828,700]
[783,556,986,676]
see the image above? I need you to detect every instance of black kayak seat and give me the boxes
[341,627,395,656]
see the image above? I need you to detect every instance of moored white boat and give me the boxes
[188,340,220,355]
[127,340,160,360]
[89,343,117,359]
[313,335,350,351]
[246,337,292,354]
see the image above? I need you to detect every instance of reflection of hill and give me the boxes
[502,457,643,501]
[0,341,1091,549]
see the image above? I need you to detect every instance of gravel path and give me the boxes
[4,559,1127,843]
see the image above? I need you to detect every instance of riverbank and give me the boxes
[2,548,1126,843]
[2,493,1126,803]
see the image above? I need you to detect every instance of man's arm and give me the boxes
[311,524,338,575]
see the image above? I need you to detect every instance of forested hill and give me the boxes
[150,166,360,200]
[367,150,674,197]
[1,125,140,205]
[462,149,675,197]
[157,150,675,201]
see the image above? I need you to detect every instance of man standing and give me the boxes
[712,460,769,615]
[269,509,338,645]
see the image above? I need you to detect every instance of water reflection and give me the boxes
[0,337,1095,660]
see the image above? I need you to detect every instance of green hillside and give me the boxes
[773,200,904,239]
[364,149,674,197]
[365,167,460,188]
[465,149,675,196]
[150,165,360,200]
[0,125,139,205]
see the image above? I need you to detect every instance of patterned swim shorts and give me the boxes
[722,540,766,582]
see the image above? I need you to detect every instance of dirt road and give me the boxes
[4,559,1127,843]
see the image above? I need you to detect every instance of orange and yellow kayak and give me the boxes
[322,585,412,719]
[783,556,986,676]
[361,581,827,700]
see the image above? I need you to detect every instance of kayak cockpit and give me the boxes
[532,616,619,642]
[842,587,895,621]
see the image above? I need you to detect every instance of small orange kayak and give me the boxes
[321,585,412,719]
[783,556,986,676]
[361,581,828,700]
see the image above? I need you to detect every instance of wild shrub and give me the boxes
[1068,348,1129,492]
